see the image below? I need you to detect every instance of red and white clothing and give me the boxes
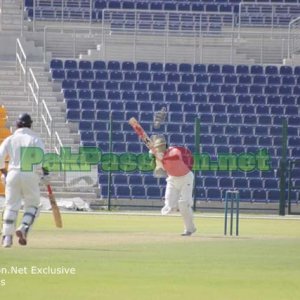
[160,147,196,233]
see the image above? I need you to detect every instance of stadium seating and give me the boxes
[50,59,300,203]
[25,0,300,29]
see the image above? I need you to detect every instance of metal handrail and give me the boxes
[16,38,27,91]
[28,68,40,114]
[32,0,93,32]
[41,99,54,151]
[287,16,300,60]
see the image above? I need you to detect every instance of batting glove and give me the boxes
[40,174,51,186]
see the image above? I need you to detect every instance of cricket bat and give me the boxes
[47,185,63,228]
[128,117,162,160]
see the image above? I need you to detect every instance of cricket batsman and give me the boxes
[151,136,197,236]
[0,113,49,248]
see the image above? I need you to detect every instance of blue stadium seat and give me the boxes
[146,186,161,198]
[64,60,77,69]
[128,174,144,186]
[93,60,106,70]
[81,110,95,120]
[116,186,131,198]
[282,76,295,85]
[81,100,94,110]
[224,74,237,84]
[81,131,94,142]
[181,124,194,134]
[91,80,104,90]
[179,63,192,73]
[193,64,206,73]
[107,60,120,70]
[127,143,142,153]
[225,126,238,135]
[79,89,92,99]
[236,65,249,74]
[237,95,251,105]
[110,71,123,81]
[252,190,267,202]
[52,69,65,80]
[207,188,221,200]
[136,62,149,71]
[50,59,63,69]
[114,174,128,185]
[66,70,80,80]
[66,99,79,109]
[238,75,251,84]
[94,121,107,131]
[191,3,204,12]
[280,65,293,75]
[153,72,166,82]
[207,64,220,73]
[250,65,263,74]
[79,60,92,70]
[219,178,233,188]
[265,65,278,75]
[268,190,280,202]
[94,71,108,81]
[167,73,180,82]
[234,178,248,188]
[105,81,119,90]
[77,80,89,90]
[150,62,163,72]
[253,75,266,85]
[62,79,75,89]
[64,89,77,99]
[165,63,177,72]
[222,64,235,74]
[136,91,149,101]
[131,186,146,198]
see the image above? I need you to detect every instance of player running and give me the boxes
[0,113,49,248]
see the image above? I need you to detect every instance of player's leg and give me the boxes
[1,171,22,247]
[16,173,41,246]
[178,172,196,236]
[161,177,180,215]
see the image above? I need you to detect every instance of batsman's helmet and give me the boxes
[153,136,167,151]
[16,113,33,128]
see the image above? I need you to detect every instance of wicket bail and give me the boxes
[224,190,240,236]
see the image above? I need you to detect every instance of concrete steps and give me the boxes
[0,58,98,201]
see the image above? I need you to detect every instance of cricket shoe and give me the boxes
[16,225,28,246]
[2,235,13,248]
[181,228,197,236]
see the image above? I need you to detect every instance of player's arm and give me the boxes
[0,140,9,184]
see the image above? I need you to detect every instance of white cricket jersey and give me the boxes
[0,128,45,171]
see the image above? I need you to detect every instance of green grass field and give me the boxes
[0,212,300,300]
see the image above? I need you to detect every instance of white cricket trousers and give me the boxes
[2,170,40,235]
[161,171,195,232]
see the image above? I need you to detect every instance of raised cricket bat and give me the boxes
[47,185,63,228]
[128,117,162,160]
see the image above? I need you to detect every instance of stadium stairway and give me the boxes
[81,32,254,64]
[0,59,99,202]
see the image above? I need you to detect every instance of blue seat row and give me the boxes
[51,59,300,75]
[99,183,295,203]
[66,99,299,116]
[58,73,300,86]
[61,83,300,95]
[64,91,300,106]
